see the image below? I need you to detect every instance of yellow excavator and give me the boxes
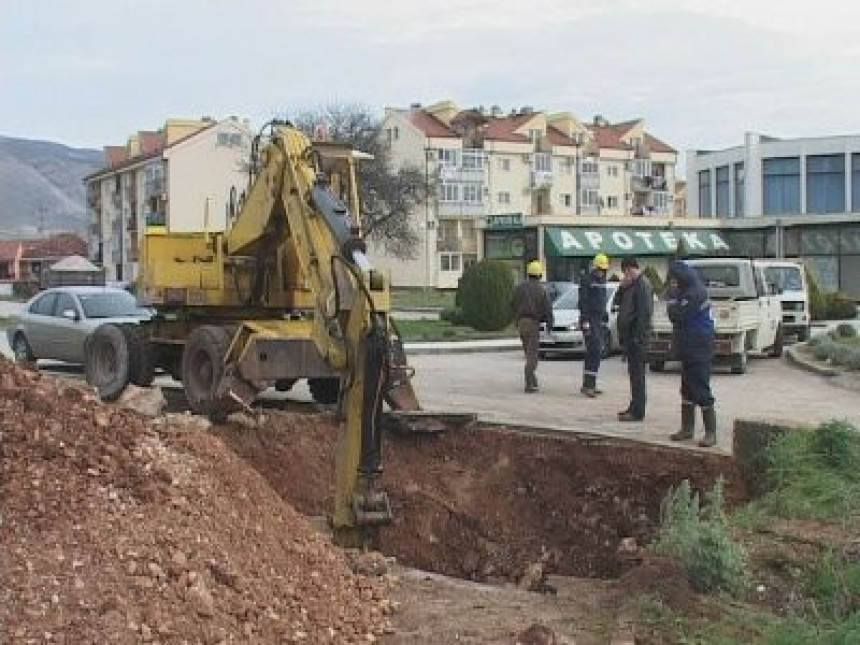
[83,120,437,545]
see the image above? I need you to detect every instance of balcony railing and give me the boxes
[632,175,668,192]
[531,171,553,189]
[437,200,485,218]
[439,165,485,182]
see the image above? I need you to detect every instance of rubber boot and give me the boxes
[698,406,717,447]
[670,403,695,441]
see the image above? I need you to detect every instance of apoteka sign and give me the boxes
[544,227,731,257]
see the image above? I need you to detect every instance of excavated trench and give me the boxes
[213,411,749,584]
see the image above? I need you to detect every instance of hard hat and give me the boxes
[527,260,543,277]
[593,253,610,270]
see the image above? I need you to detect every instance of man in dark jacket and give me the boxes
[616,257,653,422]
[513,260,554,393]
[666,260,718,447]
[579,253,609,397]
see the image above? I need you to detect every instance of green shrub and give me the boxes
[808,550,860,620]
[811,420,860,474]
[837,323,859,338]
[806,265,826,322]
[440,306,464,325]
[651,478,747,595]
[829,345,853,366]
[824,294,858,321]
[847,350,860,371]
[642,265,664,294]
[808,333,825,347]
[813,339,835,361]
[11,280,38,300]
[456,260,515,331]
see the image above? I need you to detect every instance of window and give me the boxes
[763,157,800,215]
[438,149,459,167]
[438,220,458,244]
[439,183,459,202]
[498,191,511,205]
[606,165,618,177]
[463,253,478,270]
[807,154,845,213]
[461,149,484,169]
[528,129,542,142]
[582,189,599,207]
[462,183,483,204]
[632,159,651,177]
[653,192,668,211]
[54,293,77,318]
[229,133,242,147]
[698,169,712,217]
[852,155,860,211]
[734,163,745,217]
[78,291,139,318]
[29,292,58,316]
[440,253,462,272]
[607,196,618,209]
[715,165,730,216]
[560,193,572,207]
[217,132,230,146]
[696,265,740,288]
[499,158,511,171]
[533,153,551,172]
[581,159,598,174]
[393,126,399,140]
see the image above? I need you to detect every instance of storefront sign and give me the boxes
[485,213,523,229]
[544,227,731,257]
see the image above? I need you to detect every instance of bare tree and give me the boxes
[286,104,427,260]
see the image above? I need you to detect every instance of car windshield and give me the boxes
[554,289,579,310]
[78,291,141,318]
[764,266,803,292]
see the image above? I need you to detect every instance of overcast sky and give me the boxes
[2,0,858,177]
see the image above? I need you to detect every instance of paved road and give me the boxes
[408,351,860,453]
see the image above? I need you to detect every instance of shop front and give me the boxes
[482,213,538,282]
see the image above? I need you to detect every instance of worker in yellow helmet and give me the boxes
[579,253,610,397]
[513,260,553,393]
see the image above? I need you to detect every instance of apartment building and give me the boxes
[688,132,860,295]
[375,100,680,288]
[85,117,252,283]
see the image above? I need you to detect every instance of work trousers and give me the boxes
[582,317,603,389]
[518,318,540,388]
[625,341,647,418]
[680,359,715,408]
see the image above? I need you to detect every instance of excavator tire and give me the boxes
[121,324,156,387]
[182,325,232,421]
[84,323,131,402]
[309,377,340,405]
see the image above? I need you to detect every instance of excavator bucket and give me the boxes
[383,410,477,435]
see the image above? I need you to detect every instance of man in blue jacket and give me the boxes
[579,253,609,398]
[666,260,718,447]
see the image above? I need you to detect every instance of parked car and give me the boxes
[539,282,621,358]
[6,287,152,364]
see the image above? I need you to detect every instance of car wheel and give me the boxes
[309,377,341,404]
[12,333,35,363]
[768,325,784,358]
[84,324,131,401]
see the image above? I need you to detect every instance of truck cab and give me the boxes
[756,260,810,342]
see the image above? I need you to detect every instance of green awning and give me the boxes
[544,227,732,257]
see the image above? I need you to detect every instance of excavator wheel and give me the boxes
[121,324,156,387]
[85,323,131,402]
[182,325,233,421]
[309,377,341,404]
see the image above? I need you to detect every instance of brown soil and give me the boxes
[0,359,390,643]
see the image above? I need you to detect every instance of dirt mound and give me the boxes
[215,415,748,586]
[0,359,390,643]
[616,555,696,613]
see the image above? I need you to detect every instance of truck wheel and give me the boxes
[649,360,665,372]
[275,378,297,392]
[309,377,340,404]
[182,325,232,420]
[121,324,156,387]
[730,351,748,374]
[85,324,131,401]
[11,332,35,363]
[768,325,784,358]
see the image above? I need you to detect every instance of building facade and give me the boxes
[375,101,679,289]
[85,117,252,283]
[688,133,860,295]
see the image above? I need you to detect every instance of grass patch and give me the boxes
[391,288,455,310]
[393,318,516,342]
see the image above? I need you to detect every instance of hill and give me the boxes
[0,135,102,237]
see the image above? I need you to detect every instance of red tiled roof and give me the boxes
[484,114,532,143]
[546,125,577,147]
[409,111,458,139]
[645,133,677,154]
[105,146,127,167]
[585,125,632,151]
[609,119,641,136]
[21,234,87,260]
[0,240,21,262]
[139,131,165,155]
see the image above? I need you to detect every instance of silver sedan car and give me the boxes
[6,287,151,364]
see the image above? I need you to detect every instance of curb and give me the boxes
[783,344,838,377]
[404,341,520,356]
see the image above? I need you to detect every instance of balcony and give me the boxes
[531,170,553,189]
[437,200,485,218]
[145,211,167,227]
[632,175,667,192]
[579,172,600,189]
[144,177,165,197]
[439,164,485,183]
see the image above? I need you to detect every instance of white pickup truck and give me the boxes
[648,258,783,374]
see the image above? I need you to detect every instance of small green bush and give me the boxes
[652,478,747,595]
[456,260,515,331]
[813,339,835,361]
[642,265,664,294]
[829,345,853,366]
[825,294,858,321]
[811,420,860,474]
[808,333,825,347]
[847,351,860,371]
[808,550,860,620]
[440,306,464,325]
[837,323,859,338]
